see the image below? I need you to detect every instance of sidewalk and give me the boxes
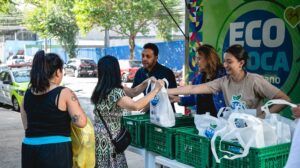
[0,106,145,168]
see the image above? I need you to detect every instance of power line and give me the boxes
[158,0,188,41]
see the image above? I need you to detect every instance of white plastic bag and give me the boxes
[262,119,278,146]
[261,99,299,144]
[211,113,265,163]
[217,106,257,119]
[261,99,297,138]
[194,112,227,139]
[147,78,175,127]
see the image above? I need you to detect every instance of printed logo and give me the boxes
[230,95,247,110]
[151,96,159,106]
[204,124,217,139]
[223,10,293,88]
[234,118,248,128]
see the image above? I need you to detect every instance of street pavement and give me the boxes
[0,106,23,168]
[0,76,184,168]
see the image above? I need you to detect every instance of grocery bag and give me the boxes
[194,112,227,139]
[71,118,95,168]
[211,113,265,163]
[147,78,175,127]
[261,99,297,142]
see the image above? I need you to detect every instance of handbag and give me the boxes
[97,110,131,154]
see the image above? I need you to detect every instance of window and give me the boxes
[0,72,6,81]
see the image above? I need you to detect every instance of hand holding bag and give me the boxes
[97,110,131,154]
[146,78,175,127]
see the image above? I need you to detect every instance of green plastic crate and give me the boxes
[145,115,194,159]
[215,140,291,168]
[175,127,211,168]
[122,114,150,148]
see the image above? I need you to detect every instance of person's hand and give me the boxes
[169,95,180,103]
[256,111,266,119]
[292,104,300,118]
[148,76,157,83]
[154,79,164,91]
[142,76,157,86]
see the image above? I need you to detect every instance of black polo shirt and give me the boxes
[132,63,177,112]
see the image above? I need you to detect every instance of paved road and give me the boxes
[0,77,146,168]
[0,106,23,168]
[0,76,184,168]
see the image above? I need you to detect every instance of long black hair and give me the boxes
[91,55,123,104]
[29,50,63,93]
[225,44,249,68]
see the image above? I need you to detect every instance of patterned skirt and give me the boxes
[94,122,128,168]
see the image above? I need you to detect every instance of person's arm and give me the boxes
[169,94,196,106]
[20,100,27,130]
[269,90,291,113]
[117,80,164,111]
[124,77,156,97]
[62,88,87,128]
[168,83,212,95]
[254,74,291,114]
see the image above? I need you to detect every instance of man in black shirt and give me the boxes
[131,43,177,112]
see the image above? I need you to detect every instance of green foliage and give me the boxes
[24,0,78,58]
[0,0,19,14]
[73,0,182,59]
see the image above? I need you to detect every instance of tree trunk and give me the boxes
[44,38,48,52]
[129,35,135,60]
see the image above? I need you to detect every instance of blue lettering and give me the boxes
[261,52,273,71]
[247,51,289,72]
[274,52,289,71]
[247,51,260,71]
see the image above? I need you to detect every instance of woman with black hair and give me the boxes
[168,44,290,118]
[91,55,164,168]
[20,50,87,168]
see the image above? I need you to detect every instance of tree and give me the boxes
[73,0,182,60]
[24,0,78,58]
[0,0,16,14]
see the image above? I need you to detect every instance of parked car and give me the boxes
[0,68,30,111]
[0,65,9,73]
[119,59,142,82]
[6,55,25,65]
[64,58,97,77]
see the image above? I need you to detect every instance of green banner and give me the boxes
[200,0,300,117]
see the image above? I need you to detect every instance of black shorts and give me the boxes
[22,142,72,168]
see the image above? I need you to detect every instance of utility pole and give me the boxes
[104,28,110,48]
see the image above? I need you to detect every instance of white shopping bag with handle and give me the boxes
[261,99,297,141]
[217,106,256,119]
[211,113,265,163]
[194,112,227,139]
[147,78,175,127]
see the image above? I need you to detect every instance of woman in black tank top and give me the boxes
[20,50,87,168]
